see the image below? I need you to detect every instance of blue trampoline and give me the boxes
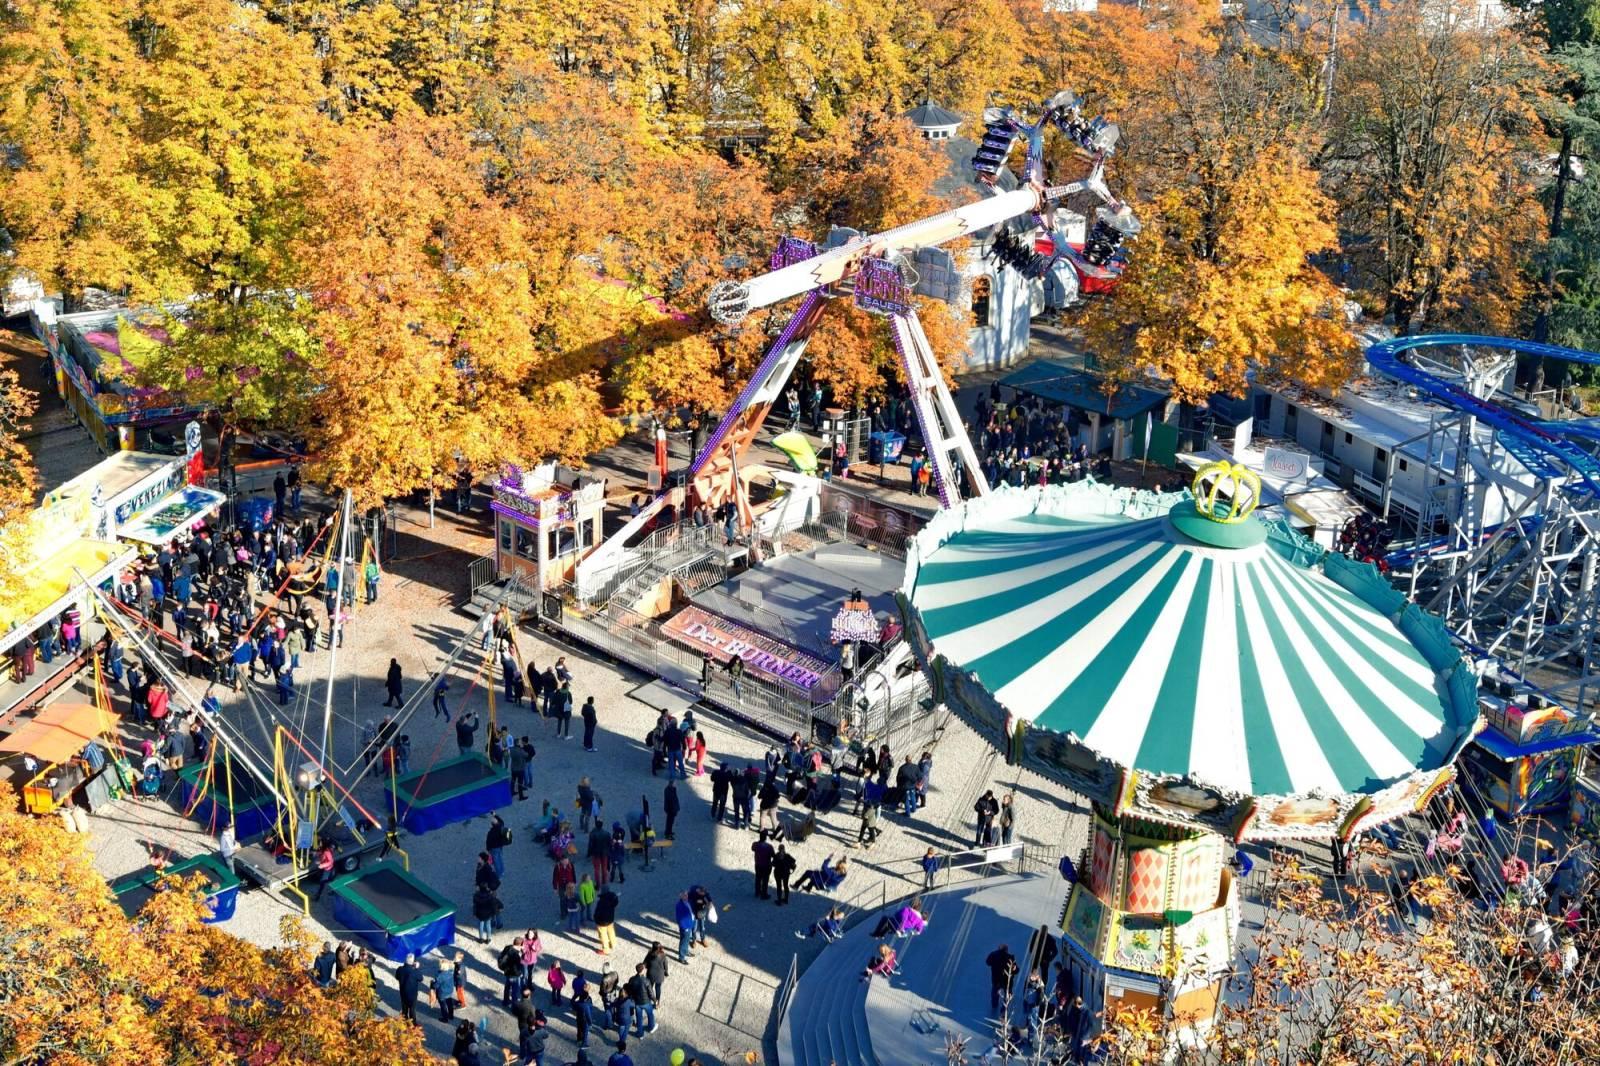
[388,750,511,834]
[178,759,279,840]
[330,861,455,961]
[112,853,242,924]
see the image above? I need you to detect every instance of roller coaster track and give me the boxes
[1363,334,1600,495]
[1363,334,1600,701]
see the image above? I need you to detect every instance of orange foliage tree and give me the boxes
[1326,6,1550,332]
[0,370,38,608]
[299,113,616,507]
[1082,145,1358,403]
[0,784,433,1064]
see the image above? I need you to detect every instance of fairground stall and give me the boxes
[490,464,607,591]
[0,701,124,817]
[899,466,1480,1037]
[1461,685,1599,820]
[34,305,204,453]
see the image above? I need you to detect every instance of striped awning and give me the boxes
[905,486,1478,801]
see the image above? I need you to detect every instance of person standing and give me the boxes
[896,756,920,818]
[773,844,797,905]
[986,943,1019,1013]
[999,792,1017,846]
[687,884,714,951]
[725,654,744,701]
[663,780,681,841]
[594,883,620,956]
[547,960,567,1006]
[552,854,578,920]
[700,652,715,699]
[509,740,530,801]
[674,892,696,963]
[363,558,380,604]
[921,847,940,891]
[572,973,595,1051]
[396,954,423,1023]
[433,676,451,721]
[556,682,575,739]
[218,821,237,875]
[473,883,502,942]
[974,789,1000,845]
[498,940,525,1006]
[752,831,775,900]
[588,823,612,885]
[757,775,782,834]
[384,659,404,708]
[729,768,752,830]
[486,814,512,878]
[710,764,731,823]
[582,696,599,751]
[644,942,672,1006]
[456,710,480,756]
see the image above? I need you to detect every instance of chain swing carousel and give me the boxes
[898,462,1482,1037]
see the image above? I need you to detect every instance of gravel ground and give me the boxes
[82,496,1089,1066]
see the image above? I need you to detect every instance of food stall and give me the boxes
[0,701,123,816]
[490,464,606,591]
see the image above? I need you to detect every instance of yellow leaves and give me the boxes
[1084,144,1358,403]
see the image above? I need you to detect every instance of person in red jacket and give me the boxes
[552,855,577,921]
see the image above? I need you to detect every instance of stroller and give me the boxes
[138,759,164,799]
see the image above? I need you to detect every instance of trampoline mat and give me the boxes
[407,759,499,803]
[116,870,223,918]
[344,868,441,928]
[192,764,275,807]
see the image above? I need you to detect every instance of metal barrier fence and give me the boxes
[467,554,497,596]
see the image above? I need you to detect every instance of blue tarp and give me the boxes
[332,889,455,962]
[179,777,277,840]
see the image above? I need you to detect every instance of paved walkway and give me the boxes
[77,530,1092,1066]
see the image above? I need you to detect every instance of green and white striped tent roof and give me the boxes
[903,484,1479,801]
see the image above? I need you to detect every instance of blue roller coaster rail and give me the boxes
[1362,334,1600,499]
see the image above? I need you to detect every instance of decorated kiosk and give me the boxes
[899,463,1481,1037]
[490,464,606,592]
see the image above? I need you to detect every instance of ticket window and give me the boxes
[547,518,597,561]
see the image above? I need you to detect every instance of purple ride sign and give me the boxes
[853,257,911,316]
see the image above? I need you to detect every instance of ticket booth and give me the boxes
[489,465,606,590]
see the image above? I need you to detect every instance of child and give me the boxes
[547,960,566,1006]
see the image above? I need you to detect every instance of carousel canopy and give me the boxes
[902,472,1479,818]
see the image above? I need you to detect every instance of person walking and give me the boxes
[384,658,404,708]
[218,821,237,875]
[623,964,656,1036]
[594,883,620,956]
[663,780,681,841]
[773,843,797,905]
[433,676,451,721]
[693,730,707,776]
[752,831,775,899]
[396,954,423,1023]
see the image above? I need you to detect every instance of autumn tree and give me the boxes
[0,782,433,1064]
[1325,6,1549,333]
[0,0,328,304]
[1082,146,1358,403]
[0,370,38,609]
[298,113,616,507]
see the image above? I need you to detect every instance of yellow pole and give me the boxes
[274,727,310,916]
[223,745,236,822]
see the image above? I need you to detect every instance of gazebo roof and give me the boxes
[901,478,1480,838]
